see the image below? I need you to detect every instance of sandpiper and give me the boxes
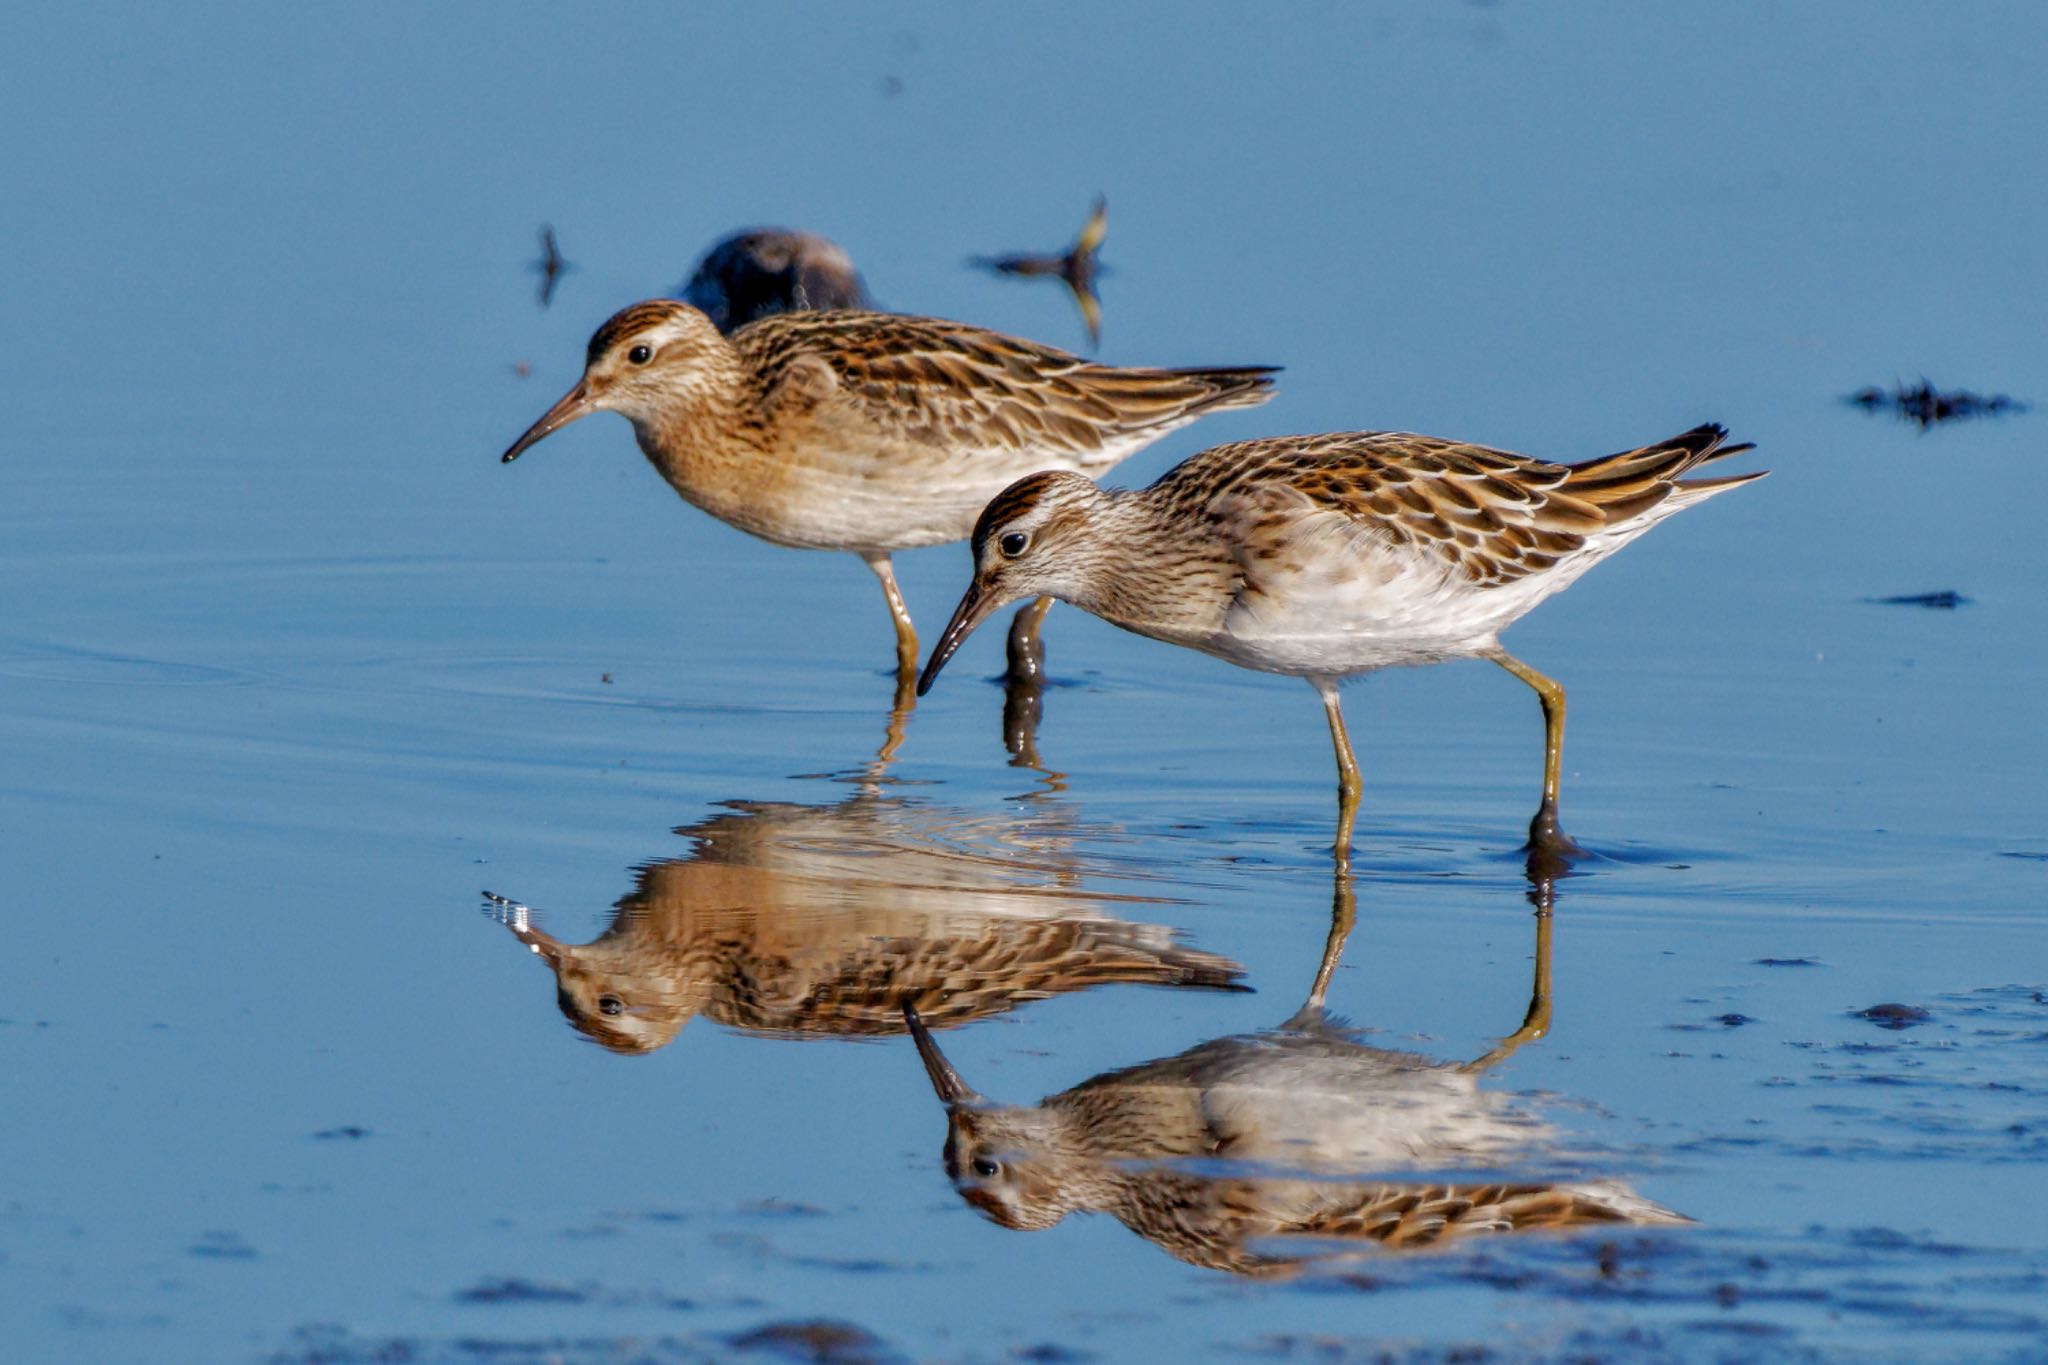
[502,300,1275,685]
[679,226,871,330]
[919,423,1761,854]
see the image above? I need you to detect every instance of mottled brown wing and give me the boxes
[737,310,1274,463]
[1169,425,1753,587]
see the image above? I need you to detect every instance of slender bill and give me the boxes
[915,580,1000,696]
[501,380,593,463]
[500,915,567,969]
[903,1004,986,1107]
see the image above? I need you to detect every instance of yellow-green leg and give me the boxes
[1486,647,1585,860]
[861,552,919,687]
[1312,677,1362,863]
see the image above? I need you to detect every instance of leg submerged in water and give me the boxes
[1487,647,1587,861]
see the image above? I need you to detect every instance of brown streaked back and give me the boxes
[736,309,1276,465]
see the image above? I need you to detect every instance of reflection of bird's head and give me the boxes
[907,1004,1095,1232]
[681,228,871,333]
[496,903,700,1055]
[941,1106,1085,1232]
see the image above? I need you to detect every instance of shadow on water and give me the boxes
[481,783,1246,1055]
[902,863,1691,1277]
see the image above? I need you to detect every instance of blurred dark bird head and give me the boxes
[680,227,872,333]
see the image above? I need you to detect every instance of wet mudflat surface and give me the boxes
[4,5,2047,1362]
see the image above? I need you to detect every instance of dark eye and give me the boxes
[999,532,1029,559]
[597,995,625,1017]
[627,344,652,365]
[971,1157,1000,1178]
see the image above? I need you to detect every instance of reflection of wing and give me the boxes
[711,915,1245,1038]
[1130,1171,1692,1276]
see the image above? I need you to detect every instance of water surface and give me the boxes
[4,4,2046,1361]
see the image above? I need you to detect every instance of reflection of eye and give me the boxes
[999,531,1029,558]
[971,1157,1000,1178]
[597,995,625,1017]
[627,344,652,365]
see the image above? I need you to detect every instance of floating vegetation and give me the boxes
[1865,590,1970,609]
[1853,1003,1932,1031]
[1845,380,2027,429]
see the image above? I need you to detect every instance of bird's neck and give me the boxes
[625,350,770,516]
[1064,492,1238,641]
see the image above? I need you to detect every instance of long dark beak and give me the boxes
[501,380,593,463]
[904,1004,986,1108]
[916,580,1000,696]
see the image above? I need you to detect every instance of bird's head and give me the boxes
[501,300,731,462]
[917,471,1110,695]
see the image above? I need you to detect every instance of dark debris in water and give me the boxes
[188,1229,257,1260]
[312,1124,372,1141]
[455,1276,590,1305]
[1752,957,1822,968]
[271,1313,901,1364]
[1854,1003,1932,1031]
[1864,590,1970,609]
[272,1325,726,1364]
[1845,380,2028,428]
[1238,1223,2048,1354]
[726,1319,902,1365]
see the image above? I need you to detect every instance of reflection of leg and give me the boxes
[1303,863,1358,1013]
[1313,677,1362,859]
[861,552,919,685]
[873,670,913,772]
[1005,596,1055,684]
[1003,675,1044,768]
[1462,897,1553,1074]
[1486,647,1584,858]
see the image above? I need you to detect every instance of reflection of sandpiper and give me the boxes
[905,869,1687,1275]
[484,793,1244,1055]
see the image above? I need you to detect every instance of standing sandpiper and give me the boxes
[918,423,1761,855]
[502,300,1275,689]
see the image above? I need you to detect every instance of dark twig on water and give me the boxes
[1863,590,1970,609]
[972,196,1109,349]
[1845,379,2026,429]
[532,224,571,308]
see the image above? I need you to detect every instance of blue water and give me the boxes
[5,4,2047,1361]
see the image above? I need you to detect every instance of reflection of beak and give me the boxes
[904,1004,986,1108]
[501,380,593,463]
[916,580,999,696]
[493,902,568,969]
